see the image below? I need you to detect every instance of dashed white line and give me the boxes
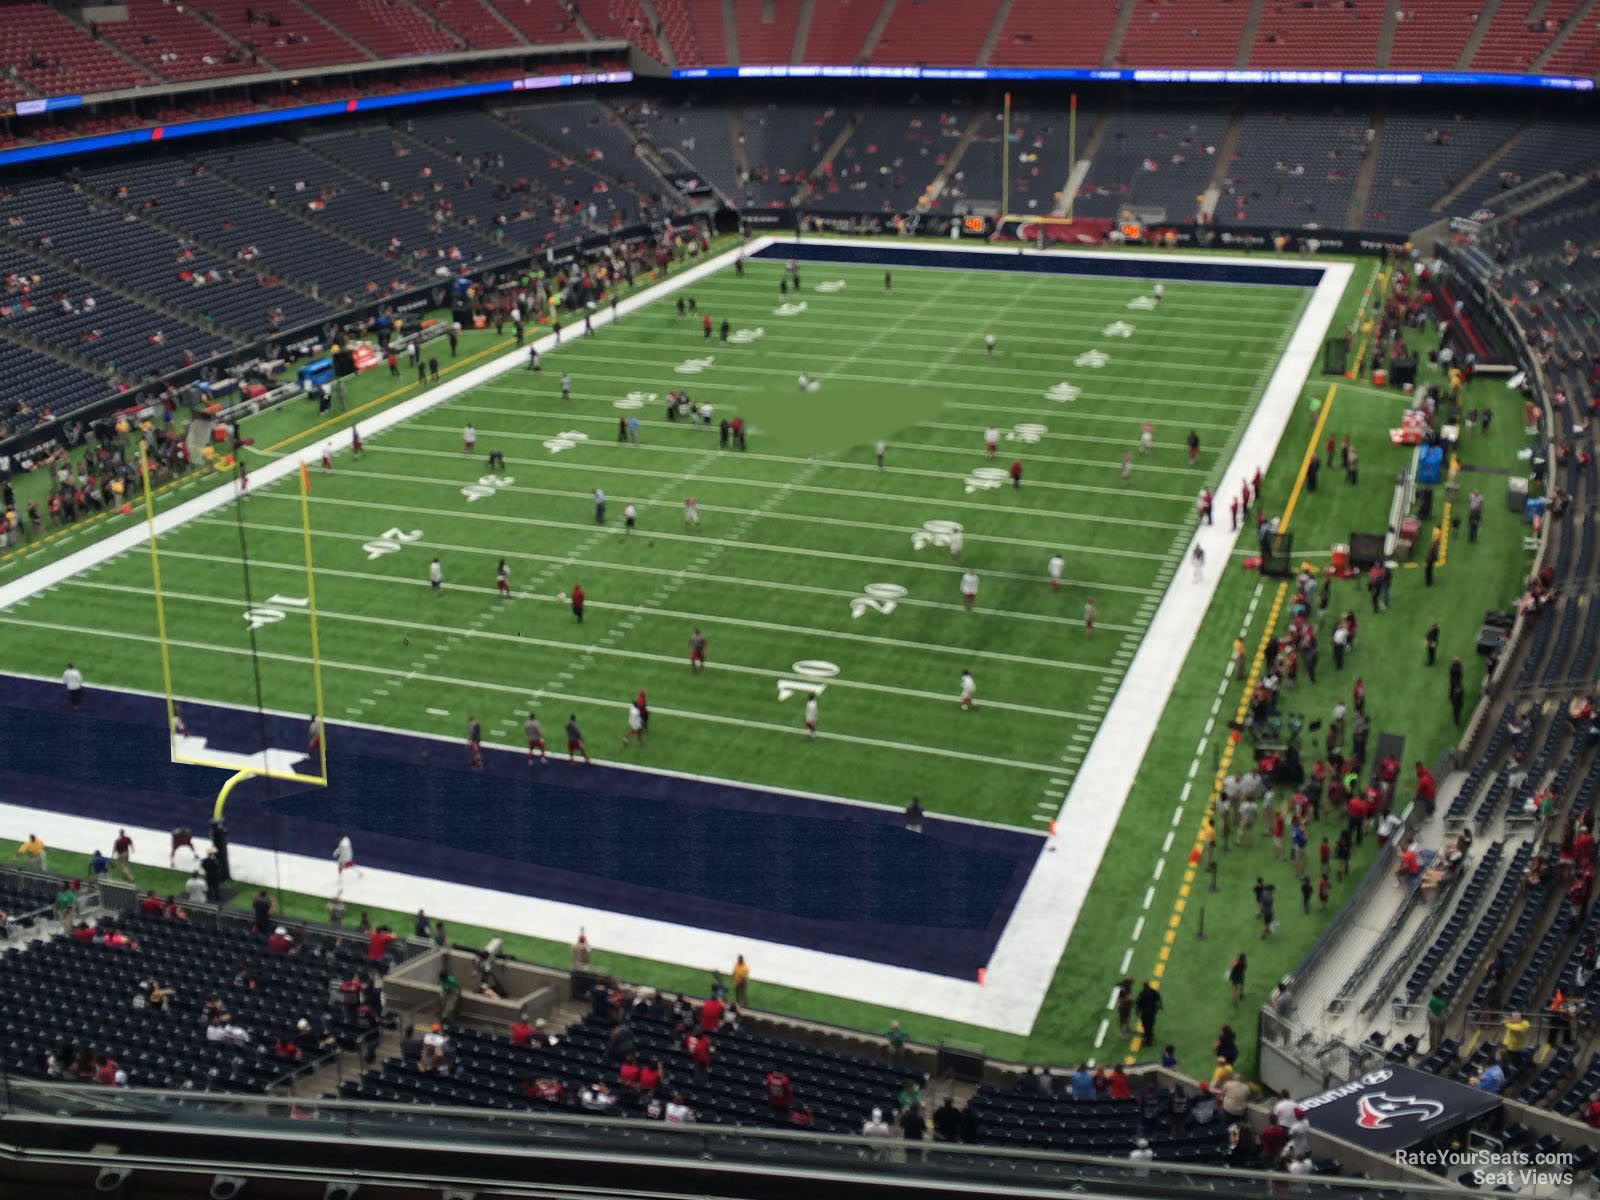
[1142,886,1155,909]
[426,707,450,716]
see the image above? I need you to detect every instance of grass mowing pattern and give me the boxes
[0,260,1306,829]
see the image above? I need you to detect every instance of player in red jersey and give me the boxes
[496,559,510,597]
[689,627,707,672]
[351,425,364,458]
[321,444,333,474]
[524,711,547,764]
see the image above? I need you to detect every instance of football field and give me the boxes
[0,255,1310,830]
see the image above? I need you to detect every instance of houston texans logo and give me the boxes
[1356,1093,1445,1129]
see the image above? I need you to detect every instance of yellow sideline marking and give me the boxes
[1126,384,1337,1062]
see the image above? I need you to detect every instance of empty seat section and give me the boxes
[801,0,885,64]
[200,0,368,69]
[992,0,1118,67]
[99,0,251,81]
[731,0,799,64]
[1471,0,1581,72]
[1389,0,1480,69]
[299,0,461,58]
[483,0,588,44]
[1118,0,1247,69]
[1250,0,1383,68]
[0,2,152,96]
[870,0,992,66]
[417,0,521,49]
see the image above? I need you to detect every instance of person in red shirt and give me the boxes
[1585,1095,1600,1130]
[139,890,163,917]
[94,1055,119,1086]
[570,582,585,624]
[1009,459,1022,489]
[765,1069,792,1111]
[702,313,712,338]
[1258,1120,1287,1161]
[267,925,294,956]
[510,1019,534,1047]
[1415,762,1437,817]
[619,1054,642,1092]
[638,1059,662,1093]
[634,689,649,734]
[274,1036,303,1062]
[789,1103,813,1127]
[1107,1064,1132,1101]
[686,1031,712,1083]
[71,921,95,942]
[698,996,724,1031]
[367,925,396,964]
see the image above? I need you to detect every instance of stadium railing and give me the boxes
[0,1079,1467,1199]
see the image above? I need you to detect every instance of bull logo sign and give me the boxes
[1355,1093,1445,1131]
[1007,423,1047,444]
[911,519,963,551]
[1045,382,1081,403]
[615,390,655,410]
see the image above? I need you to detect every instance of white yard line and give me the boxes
[160,536,1151,633]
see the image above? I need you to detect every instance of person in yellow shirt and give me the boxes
[1502,1011,1532,1068]
[1210,1057,1235,1088]
[732,955,750,1009]
[14,834,45,871]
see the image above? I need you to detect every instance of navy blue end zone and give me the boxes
[754,239,1328,288]
[0,676,1040,978]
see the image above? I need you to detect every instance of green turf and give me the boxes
[5,250,1533,1074]
[0,259,1307,828]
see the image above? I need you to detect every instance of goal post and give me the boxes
[138,440,329,819]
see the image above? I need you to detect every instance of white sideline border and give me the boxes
[0,237,1353,1035]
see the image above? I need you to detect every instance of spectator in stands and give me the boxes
[267,925,294,956]
[1583,1092,1600,1130]
[1219,1075,1251,1120]
[660,1091,692,1123]
[201,849,223,904]
[572,927,591,970]
[1474,1056,1506,1093]
[138,889,163,918]
[250,888,273,932]
[1427,987,1449,1051]
[1107,1065,1133,1101]
[685,1028,712,1084]
[764,1068,792,1115]
[884,1020,908,1062]
[183,871,207,904]
[367,924,397,968]
[1069,1063,1094,1100]
[1501,1012,1532,1069]
[414,909,431,938]
[862,1106,892,1140]
[88,849,109,879]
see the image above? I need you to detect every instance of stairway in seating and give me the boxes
[977,0,1015,66]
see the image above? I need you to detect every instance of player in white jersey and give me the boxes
[948,528,964,561]
[804,694,818,740]
[1048,554,1064,591]
[1140,422,1154,454]
[429,557,442,592]
[959,671,976,711]
[684,496,700,526]
[984,426,999,458]
[984,333,996,357]
[463,423,476,454]
[960,569,979,610]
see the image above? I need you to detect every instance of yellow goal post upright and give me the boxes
[994,90,1080,244]
[137,441,329,827]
